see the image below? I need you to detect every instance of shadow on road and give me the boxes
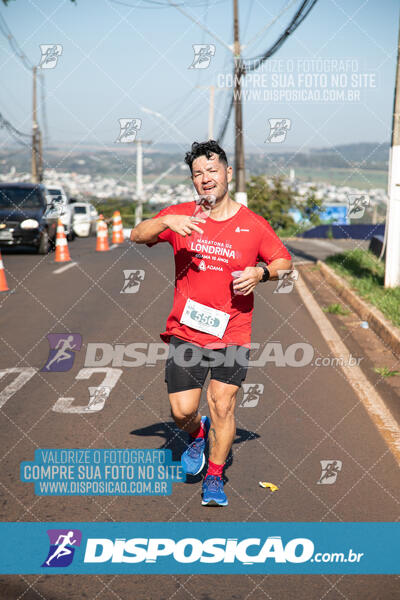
[0,245,39,255]
[130,421,260,482]
[285,242,318,263]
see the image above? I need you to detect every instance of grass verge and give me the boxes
[373,366,400,378]
[326,249,400,328]
[323,303,351,316]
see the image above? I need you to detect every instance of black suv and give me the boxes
[0,183,58,253]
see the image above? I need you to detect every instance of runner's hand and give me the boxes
[233,266,264,296]
[163,214,206,237]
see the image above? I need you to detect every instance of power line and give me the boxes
[109,0,226,9]
[0,12,34,71]
[244,0,298,50]
[0,11,48,169]
[0,12,48,134]
[166,0,233,52]
[242,0,255,40]
[194,0,209,92]
[0,111,31,146]
[216,0,320,143]
[217,94,233,142]
[244,0,319,71]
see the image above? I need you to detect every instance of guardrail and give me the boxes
[301,224,385,239]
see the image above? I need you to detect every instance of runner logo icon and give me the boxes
[41,333,82,372]
[317,460,342,485]
[198,260,206,271]
[274,270,299,294]
[347,194,369,219]
[239,383,264,407]
[121,269,145,293]
[39,44,63,69]
[265,118,291,143]
[188,44,216,69]
[115,118,142,143]
[42,529,82,567]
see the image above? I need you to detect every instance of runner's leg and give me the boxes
[165,336,210,475]
[206,379,239,465]
[170,388,210,475]
[165,336,208,434]
[169,388,202,434]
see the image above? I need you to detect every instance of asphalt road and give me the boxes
[285,238,369,264]
[0,236,399,599]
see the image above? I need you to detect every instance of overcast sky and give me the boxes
[0,0,398,153]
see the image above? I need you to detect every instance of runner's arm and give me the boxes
[233,218,292,294]
[130,214,205,244]
[233,258,292,295]
[255,257,292,281]
[256,217,292,281]
[130,215,171,244]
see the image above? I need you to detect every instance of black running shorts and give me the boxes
[165,335,250,394]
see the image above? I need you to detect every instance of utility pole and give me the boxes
[197,85,232,140]
[38,125,43,183]
[208,85,215,139]
[31,66,43,184]
[385,16,400,288]
[32,66,38,183]
[233,0,247,206]
[134,139,152,226]
[196,85,215,138]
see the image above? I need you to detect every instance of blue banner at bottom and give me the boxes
[0,522,398,574]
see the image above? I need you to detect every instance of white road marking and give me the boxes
[296,275,400,467]
[110,244,118,250]
[52,367,122,413]
[0,367,36,409]
[53,262,77,274]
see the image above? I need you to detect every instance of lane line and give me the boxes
[296,274,400,468]
[53,262,77,274]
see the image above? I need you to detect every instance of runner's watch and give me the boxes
[260,266,270,282]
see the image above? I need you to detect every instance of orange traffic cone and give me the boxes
[112,210,124,244]
[96,214,104,234]
[0,251,9,292]
[55,219,71,263]
[96,216,110,251]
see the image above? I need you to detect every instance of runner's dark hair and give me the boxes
[184,140,228,173]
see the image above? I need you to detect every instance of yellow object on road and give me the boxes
[259,481,279,492]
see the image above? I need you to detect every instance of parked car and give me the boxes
[0,183,58,253]
[72,202,98,237]
[45,185,75,241]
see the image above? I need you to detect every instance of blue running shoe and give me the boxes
[202,475,228,506]
[181,416,210,475]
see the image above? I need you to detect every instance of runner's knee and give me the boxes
[170,406,198,426]
[207,386,236,420]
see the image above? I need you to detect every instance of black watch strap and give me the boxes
[261,266,270,282]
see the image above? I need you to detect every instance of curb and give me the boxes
[316,260,400,358]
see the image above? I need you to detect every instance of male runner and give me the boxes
[130,140,292,506]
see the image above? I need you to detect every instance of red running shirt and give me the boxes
[147,201,292,348]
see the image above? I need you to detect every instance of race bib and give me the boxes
[180,298,230,339]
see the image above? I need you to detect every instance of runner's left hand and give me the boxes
[232,267,263,296]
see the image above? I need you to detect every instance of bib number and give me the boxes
[180,298,229,339]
